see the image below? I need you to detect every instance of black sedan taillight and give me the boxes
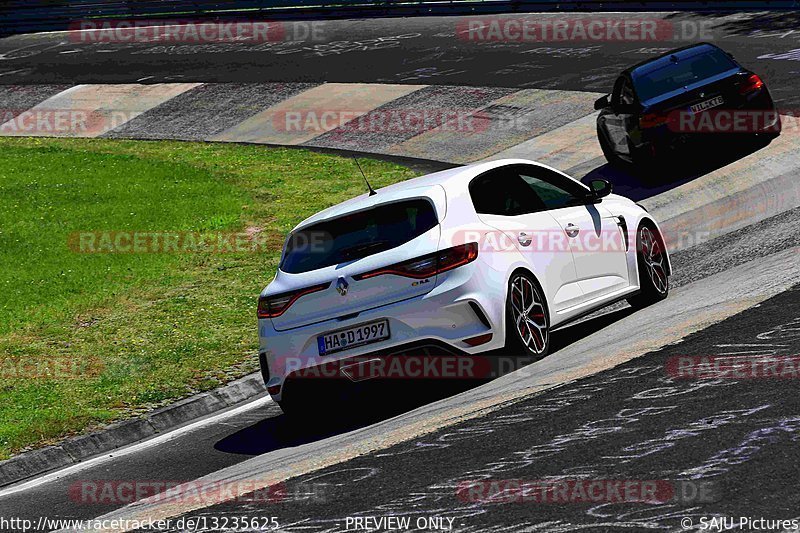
[738,73,764,96]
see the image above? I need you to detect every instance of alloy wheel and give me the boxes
[640,226,668,294]
[509,274,548,355]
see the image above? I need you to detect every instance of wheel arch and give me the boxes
[635,215,672,276]
[505,266,551,322]
[504,266,552,355]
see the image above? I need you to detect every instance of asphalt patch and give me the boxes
[142,283,800,532]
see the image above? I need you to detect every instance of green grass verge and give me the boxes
[0,138,416,460]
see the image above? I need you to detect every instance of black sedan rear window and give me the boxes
[280,199,438,274]
[633,48,738,102]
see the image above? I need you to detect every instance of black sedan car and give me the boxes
[595,43,781,170]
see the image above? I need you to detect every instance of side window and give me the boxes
[516,165,588,211]
[469,168,544,216]
[470,165,588,215]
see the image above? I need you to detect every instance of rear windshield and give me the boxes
[633,48,738,102]
[280,199,438,274]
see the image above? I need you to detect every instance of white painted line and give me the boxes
[0,395,273,499]
[0,69,31,77]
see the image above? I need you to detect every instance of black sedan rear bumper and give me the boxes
[638,91,781,157]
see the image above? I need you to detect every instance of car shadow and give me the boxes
[215,304,635,456]
[579,136,774,202]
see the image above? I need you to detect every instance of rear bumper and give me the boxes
[638,92,781,156]
[258,265,505,402]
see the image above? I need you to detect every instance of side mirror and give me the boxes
[588,179,613,201]
[594,95,610,110]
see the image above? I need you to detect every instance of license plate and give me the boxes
[317,319,390,356]
[690,96,724,114]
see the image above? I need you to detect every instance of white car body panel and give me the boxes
[475,211,584,314]
[258,158,671,401]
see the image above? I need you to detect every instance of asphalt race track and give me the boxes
[147,282,800,533]
[1,9,800,533]
[3,12,800,108]
[0,202,798,530]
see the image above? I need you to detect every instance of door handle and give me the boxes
[518,232,532,246]
[565,223,580,238]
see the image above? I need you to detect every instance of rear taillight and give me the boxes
[257,282,330,318]
[639,112,669,129]
[738,73,764,95]
[353,243,478,280]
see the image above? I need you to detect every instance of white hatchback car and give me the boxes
[258,159,670,413]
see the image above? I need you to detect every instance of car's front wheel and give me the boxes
[627,225,669,309]
[505,271,550,359]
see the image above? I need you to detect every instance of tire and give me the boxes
[276,398,306,417]
[599,126,661,181]
[598,125,625,168]
[275,384,317,417]
[278,381,355,418]
[629,144,655,172]
[628,142,670,184]
[627,225,669,309]
[505,271,550,359]
[754,130,780,146]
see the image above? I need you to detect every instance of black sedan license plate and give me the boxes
[690,96,724,114]
[317,319,390,356]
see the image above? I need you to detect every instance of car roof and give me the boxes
[625,42,733,79]
[292,158,578,231]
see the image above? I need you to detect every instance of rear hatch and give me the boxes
[633,46,752,127]
[268,189,446,331]
[640,70,750,123]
